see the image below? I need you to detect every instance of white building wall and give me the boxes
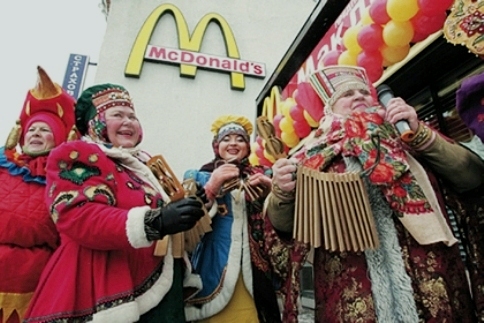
[95,0,316,177]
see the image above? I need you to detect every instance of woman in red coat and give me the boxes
[0,66,77,323]
[24,83,205,323]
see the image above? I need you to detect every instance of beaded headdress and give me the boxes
[309,65,371,113]
[211,115,253,143]
[92,88,134,114]
[75,84,134,135]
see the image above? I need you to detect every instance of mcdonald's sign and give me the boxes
[125,4,266,90]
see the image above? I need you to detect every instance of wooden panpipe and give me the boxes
[216,157,266,202]
[256,116,379,252]
[218,176,266,202]
[294,166,379,252]
[147,155,212,258]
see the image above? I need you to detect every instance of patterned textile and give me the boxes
[23,140,183,323]
[443,184,484,321]
[184,163,306,322]
[306,157,475,322]
[292,108,456,246]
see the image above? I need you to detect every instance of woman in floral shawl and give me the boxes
[265,65,484,322]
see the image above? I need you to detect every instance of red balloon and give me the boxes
[366,66,384,84]
[357,51,384,83]
[320,50,342,67]
[294,82,324,122]
[357,50,383,71]
[256,135,263,146]
[255,145,265,159]
[273,114,283,137]
[293,120,312,138]
[289,104,306,122]
[411,11,447,36]
[411,31,428,43]
[357,24,384,52]
[258,155,273,167]
[369,0,391,25]
[417,0,453,16]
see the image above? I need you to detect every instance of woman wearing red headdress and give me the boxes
[0,66,77,323]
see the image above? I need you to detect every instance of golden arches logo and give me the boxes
[261,86,282,121]
[125,4,261,90]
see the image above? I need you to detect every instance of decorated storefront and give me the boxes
[250,0,484,166]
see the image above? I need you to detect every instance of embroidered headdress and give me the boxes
[309,65,372,114]
[75,83,140,146]
[75,84,134,135]
[210,114,253,143]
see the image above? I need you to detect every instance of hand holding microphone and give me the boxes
[376,84,417,141]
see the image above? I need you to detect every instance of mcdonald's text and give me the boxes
[146,45,265,77]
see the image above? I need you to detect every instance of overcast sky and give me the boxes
[0,0,106,142]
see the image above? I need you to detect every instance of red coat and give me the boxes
[24,141,181,323]
[0,148,59,323]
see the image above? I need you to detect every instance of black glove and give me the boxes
[195,181,209,204]
[144,196,204,241]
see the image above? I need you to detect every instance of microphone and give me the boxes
[376,84,415,141]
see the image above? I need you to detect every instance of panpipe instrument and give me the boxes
[216,158,266,202]
[147,155,212,258]
[256,116,379,252]
[294,166,379,252]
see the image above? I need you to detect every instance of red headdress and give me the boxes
[5,66,77,151]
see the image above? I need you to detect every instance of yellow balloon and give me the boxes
[382,58,392,67]
[380,44,410,64]
[280,100,294,121]
[303,110,319,127]
[248,152,260,166]
[342,25,363,55]
[286,97,296,106]
[281,131,300,148]
[360,8,374,25]
[387,0,419,22]
[383,20,414,47]
[279,117,295,133]
[250,142,260,152]
[263,149,276,163]
[338,50,358,66]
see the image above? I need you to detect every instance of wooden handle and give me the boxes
[256,116,287,160]
[147,155,185,202]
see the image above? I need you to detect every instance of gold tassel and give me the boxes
[5,119,21,150]
[67,126,78,141]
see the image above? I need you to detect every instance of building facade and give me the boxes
[94,0,317,177]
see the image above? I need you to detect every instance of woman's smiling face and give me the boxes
[218,134,249,162]
[24,121,55,153]
[105,106,141,148]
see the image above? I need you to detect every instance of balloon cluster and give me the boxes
[249,0,454,167]
[249,82,323,166]
[321,0,453,82]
